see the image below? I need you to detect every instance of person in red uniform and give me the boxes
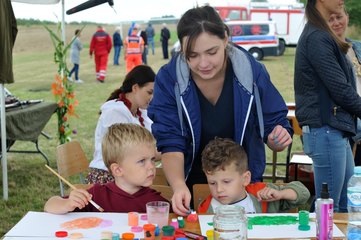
[124,24,144,73]
[89,25,112,83]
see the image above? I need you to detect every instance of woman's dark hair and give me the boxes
[177,6,229,60]
[75,29,81,36]
[305,0,349,53]
[106,65,156,101]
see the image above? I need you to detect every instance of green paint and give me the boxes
[248,216,298,229]
[207,222,213,226]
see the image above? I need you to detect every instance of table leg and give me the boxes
[7,139,50,166]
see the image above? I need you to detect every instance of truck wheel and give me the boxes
[278,39,286,56]
[249,48,263,61]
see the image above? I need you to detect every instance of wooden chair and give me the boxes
[192,184,211,211]
[192,183,299,213]
[153,167,169,185]
[56,140,92,196]
[151,184,173,202]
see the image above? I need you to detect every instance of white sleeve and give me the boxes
[100,107,132,129]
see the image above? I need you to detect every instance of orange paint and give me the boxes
[61,217,103,230]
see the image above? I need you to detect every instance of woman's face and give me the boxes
[329,9,348,39]
[319,0,344,15]
[133,82,154,109]
[182,32,228,81]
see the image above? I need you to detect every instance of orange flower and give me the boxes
[67,92,75,99]
[58,101,65,108]
[67,104,75,115]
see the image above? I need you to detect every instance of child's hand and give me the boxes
[257,187,282,202]
[67,189,92,211]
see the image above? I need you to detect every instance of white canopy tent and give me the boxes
[4,0,115,200]
[2,0,62,200]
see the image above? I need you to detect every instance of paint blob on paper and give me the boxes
[248,216,298,229]
[61,217,113,230]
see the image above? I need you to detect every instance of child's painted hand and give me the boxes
[256,187,282,202]
[67,189,92,211]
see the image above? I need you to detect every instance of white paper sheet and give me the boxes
[5,211,149,239]
[199,213,345,239]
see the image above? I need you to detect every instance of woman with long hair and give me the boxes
[87,65,156,184]
[329,7,361,166]
[294,0,361,212]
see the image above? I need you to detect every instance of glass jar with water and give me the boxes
[213,205,247,240]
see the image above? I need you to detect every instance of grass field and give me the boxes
[0,23,302,237]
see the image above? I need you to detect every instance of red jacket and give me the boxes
[198,182,268,213]
[89,29,112,56]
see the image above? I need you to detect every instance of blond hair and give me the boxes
[201,138,248,175]
[102,123,156,169]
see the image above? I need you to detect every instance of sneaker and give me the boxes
[68,76,73,82]
[75,79,84,83]
[96,79,105,83]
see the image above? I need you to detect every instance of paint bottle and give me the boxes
[143,224,156,240]
[315,182,333,240]
[177,216,185,228]
[170,218,179,229]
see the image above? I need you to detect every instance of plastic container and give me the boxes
[128,212,139,226]
[121,232,134,240]
[213,205,247,240]
[177,216,185,228]
[347,166,361,240]
[162,225,175,236]
[143,224,156,240]
[315,182,333,240]
[170,218,179,229]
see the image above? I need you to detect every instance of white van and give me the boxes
[227,20,281,60]
[171,20,281,61]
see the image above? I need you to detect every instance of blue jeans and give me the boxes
[303,125,354,212]
[69,64,79,80]
[147,38,154,55]
[113,45,121,65]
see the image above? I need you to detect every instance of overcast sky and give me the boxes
[11,0,216,24]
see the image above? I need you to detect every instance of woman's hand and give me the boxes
[171,183,191,216]
[267,125,292,151]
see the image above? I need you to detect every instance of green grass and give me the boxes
[0,24,299,237]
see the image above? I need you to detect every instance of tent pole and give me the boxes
[61,0,65,43]
[1,84,8,200]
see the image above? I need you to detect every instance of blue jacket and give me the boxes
[295,23,361,135]
[148,45,292,182]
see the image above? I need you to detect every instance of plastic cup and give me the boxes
[146,201,170,229]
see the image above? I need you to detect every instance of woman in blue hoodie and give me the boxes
[148,6,292,216]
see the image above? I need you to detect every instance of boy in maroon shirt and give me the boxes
[44,123,168,213]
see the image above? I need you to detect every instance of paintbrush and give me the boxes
[45,165,104,212]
